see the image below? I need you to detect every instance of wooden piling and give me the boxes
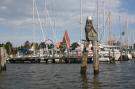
[80,52,88,74]
[80,42,89,74]
[109,49,115,63]
[82,16,99,75]
[92,41,99,75]
[0,47,7,72]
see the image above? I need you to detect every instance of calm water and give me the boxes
[0,61,135,89]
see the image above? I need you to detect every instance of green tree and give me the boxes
[48,43,54,49]
[0,43,4,47]
[39,42,46,49]
[70,42,79,50]
[4,41,13,55]
[24,41,31,49]
[59,42,66,53]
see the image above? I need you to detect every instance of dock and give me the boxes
[8,55,93,64]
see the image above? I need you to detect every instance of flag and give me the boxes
[63,31,70,49]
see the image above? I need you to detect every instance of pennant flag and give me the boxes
[63,31,70,49]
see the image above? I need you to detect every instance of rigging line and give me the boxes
[45,2,56,43]
[44,0,47,28]
[52,0,57,43]
[43,0,55,41]
[41,0,48,40]
[99,1,105,43]
[42,0,49,40]
[35,2,46,42]
[34,0,49,54]
[105,12,109,43]
[48,2,57,43]
[86,0,89,16]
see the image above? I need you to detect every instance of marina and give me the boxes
[0,0,135,89]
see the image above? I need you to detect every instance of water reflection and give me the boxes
[81,74,88,89]
[81,73,102,89]
[1,62,135,89]
[92,75,102,89]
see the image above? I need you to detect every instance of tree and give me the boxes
[31,42,39,50]
[24,41,31,49]
[0,43,4,47]
[4,42,13,55]
[59,42,66,53]
[70,42,79,50]
[48,43,54,49]
[35,43,39,50]
[12,48,18,55]
[39,42,46,49]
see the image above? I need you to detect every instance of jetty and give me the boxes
[8,53,93,64]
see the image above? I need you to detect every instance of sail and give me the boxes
[63,31,70,49]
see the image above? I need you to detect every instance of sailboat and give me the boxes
[98,10,121,62]
[119,17,132,60]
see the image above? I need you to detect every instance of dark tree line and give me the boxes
[0,41,80,56]
[0,41,55,55]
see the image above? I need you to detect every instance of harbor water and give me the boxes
[0,61,135,89]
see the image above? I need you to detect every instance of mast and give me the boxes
[35,3,46,42]
[126,18,129,49]
[33,0,35,43]
[97,0,99,40]
[52,0,57,43]
[80,0,82,43]
[119,16,121,43]
[102,1,105,43]
[32,0,36,55]
[108,12,112,45]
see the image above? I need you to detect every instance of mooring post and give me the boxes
[80,42,89,74]
[92,40,99,75]
[109,48,115,63]
[0,47,7,72]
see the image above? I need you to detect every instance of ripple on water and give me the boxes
[0,61,135,89]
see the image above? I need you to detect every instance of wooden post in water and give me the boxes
[92,40,99,75]
[80,42,89,74]
[0,47,7,72]
[80,16,99,75]
[110,48,115,63]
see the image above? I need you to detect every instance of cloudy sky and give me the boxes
[0,0,135,46]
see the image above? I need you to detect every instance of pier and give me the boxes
[8,55,93,64]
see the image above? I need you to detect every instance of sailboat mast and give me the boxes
[108,12,112,45]
[119,16,121,42]
[97,0,99,39]
[126,18,129,49]
[80,0,82,43]
[52,0,57,43]
[102,1,105,43]
[33,0,35,43]
[32,0,36,55]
